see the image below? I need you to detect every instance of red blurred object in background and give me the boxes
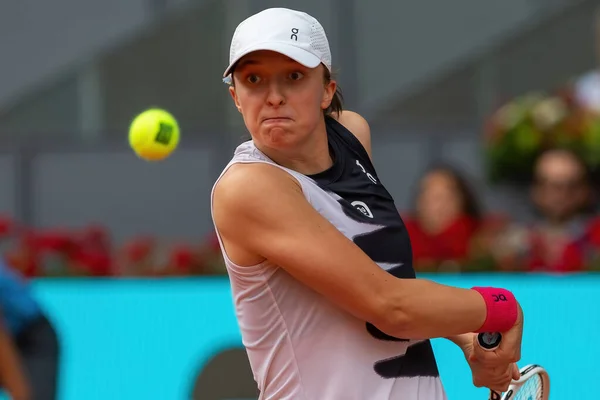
[403,215,479,269]
[117,235,157,276]
[71,224,113,276]
[0,214,13,237]
[125,236,155,263]
[35,228,77,277]
[168,244,194,275]
[5,228,41,278]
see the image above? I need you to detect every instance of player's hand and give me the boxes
[470,303,524,369]
[469,355,519,392]
[461,333,520,392]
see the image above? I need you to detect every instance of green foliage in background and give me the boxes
[484,91,600,184]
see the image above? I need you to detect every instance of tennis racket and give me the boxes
[477,332,550,400]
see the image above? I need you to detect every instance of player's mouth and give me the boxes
[262,117,292,123]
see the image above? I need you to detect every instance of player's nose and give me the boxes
[266,82,285,107]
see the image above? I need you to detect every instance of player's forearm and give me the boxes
[375,279,487,339]
[0,326,30,397]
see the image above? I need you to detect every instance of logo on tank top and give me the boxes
[356,159,377,184]
[351,201,373,218]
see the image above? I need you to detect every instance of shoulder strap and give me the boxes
[325,116,376,172]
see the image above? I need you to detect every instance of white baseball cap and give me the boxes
[223,8,332,78]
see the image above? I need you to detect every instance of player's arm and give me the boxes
[334,111,372,159]
[0,311,31,400]
[214,164,493,340]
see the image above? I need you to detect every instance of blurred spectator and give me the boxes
[494,148,600,272]
[0,259,60,400]
[402,164,482,272]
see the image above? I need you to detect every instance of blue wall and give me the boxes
[14,275,598,399]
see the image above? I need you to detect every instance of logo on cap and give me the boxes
[291,28,299,41]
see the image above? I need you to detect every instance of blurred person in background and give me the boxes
[402,164,482,272]
[0,260,60,400]
[494,148,600,272]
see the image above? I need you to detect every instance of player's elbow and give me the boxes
[369,291,419,340]
[372,290,429,339]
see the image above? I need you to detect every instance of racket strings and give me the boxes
[513,374,544,400]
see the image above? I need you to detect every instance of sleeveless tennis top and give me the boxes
[210,116,446,400]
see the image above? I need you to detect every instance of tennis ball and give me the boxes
[129,108,180,161]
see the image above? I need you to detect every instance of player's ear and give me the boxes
[228,86,242,114]
[321,79,336,110]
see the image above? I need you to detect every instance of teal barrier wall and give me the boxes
[15,275,598,399]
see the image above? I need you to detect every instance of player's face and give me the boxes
[229,51,336,150]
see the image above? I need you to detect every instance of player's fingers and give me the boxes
[488,371,513,393]
[511,363,520,380]
[478,375,510,393]
[494,343,521,365]
[502,344,521,363]
[472,369,496,388]
[473,374,496,388]
[474,341,515,366]
[501,328,523,362]
[473,365,510,388]
[473,352,503,367]
[497,367,513,386]
[489,381,511,393]
[471,344,500,364]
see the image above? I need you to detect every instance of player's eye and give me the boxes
[247,74,261,84]
[289,72,304,81]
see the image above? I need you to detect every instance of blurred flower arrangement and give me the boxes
[484,87,600,184]
[0,214,226,278]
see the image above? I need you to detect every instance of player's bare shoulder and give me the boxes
[212,163,303,233]
[333,110,372,158]
[213,163,300,216]
[213,163,303,266]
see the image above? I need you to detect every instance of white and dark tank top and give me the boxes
[211,116,446,399]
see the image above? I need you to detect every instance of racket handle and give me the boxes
[477,332,502,351]
[478,332,503,400]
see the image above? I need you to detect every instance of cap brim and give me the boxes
[223,42,321,78]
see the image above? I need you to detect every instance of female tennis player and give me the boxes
[211,8,524,399]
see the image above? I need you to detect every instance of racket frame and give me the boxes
[498,364,550,400]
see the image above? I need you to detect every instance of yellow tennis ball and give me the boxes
[129,108,180,161]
